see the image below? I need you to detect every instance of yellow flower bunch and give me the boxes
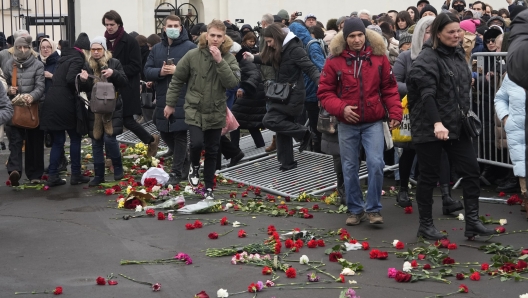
[324,191,339,205]
[124,142,148,156]
[117,198,125,208]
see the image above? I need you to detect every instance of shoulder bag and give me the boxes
[141,81,154,109]
[10,64,39,129]
[89,74,116,114]
[317,71,341,135]
[264,69,295,104]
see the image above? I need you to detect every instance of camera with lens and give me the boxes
[253,21,262,34]
[295,12,302,16]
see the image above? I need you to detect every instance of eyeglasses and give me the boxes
[91,48,104,52]
[40,46,52,50]
[486,38,496,44]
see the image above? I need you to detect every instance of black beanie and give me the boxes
[419,4,438,18]
[74,32,90,51]
[342,18,366,41]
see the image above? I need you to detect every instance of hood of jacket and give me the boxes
[411,16,435,60]
[289,22,312,46]
[198,32,233,55]
[509,10,528,42]
[328,29,387,57]
[162,27,191,47]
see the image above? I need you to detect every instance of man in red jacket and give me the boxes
[317,18,402,226]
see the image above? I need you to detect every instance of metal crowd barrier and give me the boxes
[469,52,512,169]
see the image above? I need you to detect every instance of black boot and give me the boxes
[70,174,90,185]
[441,184,464,215]
[46,174,66,187]
[397,187,412,207]
[89,163,106,187]
[112,157,124,181]
[417,203,447,240]
[495,176,521,193]
[463,197,497,240]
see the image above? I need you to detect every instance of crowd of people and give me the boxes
[0,1,527,241]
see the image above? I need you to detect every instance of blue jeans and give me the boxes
[338,121,385,214]
[92,133,120,165]
[49,130,81,176]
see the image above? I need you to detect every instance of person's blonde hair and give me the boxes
[207,19,226,33]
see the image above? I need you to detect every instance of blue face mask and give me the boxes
[166,28,180,39]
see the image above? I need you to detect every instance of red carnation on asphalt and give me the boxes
[108,280,118,285]
[481,263,489,271]
[418,254,426,260]
[349,239,358,244]
[370,249,380,259]
[395,271,412,282]
[411,260,418,268]
[238,229,247,238]
[285,267,297,278]
[185,223,195,230]
[456,273,465,280]
[303,213,313,219]
[495,226,506,233]
[307,239,317,248]
[5,180,11,186]
[220,216,228,225]
[208,232,219,239]
[498,191,506,197]
[295,239,304,248]
[285,239,294,248]
[317,239,326,247]
[459,284,469,293]
[96,276,106,285]
[262,266,272,275]
[377,251,389,259]
[151,283,161,292]
[423,264,431,270]
[395,241,405,250]
[312,204,319,210]
[404,206,413,214]
[53,286,63,295]
[447,243,458,250]
[329,251,343,262]
[274,242,282,254]
[470,271,480,281]
[442,257,456,265]
[194,220,203,228]
[339,274,345,283]
[157,212,165,220]
[146,209,155,216]
[362,242,370,250]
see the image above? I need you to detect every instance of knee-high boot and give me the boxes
[463,197,497,239]
[417,201,447,240]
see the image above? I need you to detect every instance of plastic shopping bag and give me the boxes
[392,95,412,143]
[141,167,170,186]
[221,107,239,135]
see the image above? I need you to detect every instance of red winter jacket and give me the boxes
[317,30,402,124]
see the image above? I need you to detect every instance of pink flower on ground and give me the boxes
[152,283,161,291]
[388,267,398,278]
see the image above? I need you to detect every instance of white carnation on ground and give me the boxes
[217,288,229,297]
[341,268,355,275]
[458,213,464,221]
[403,261,412,272]
[300,255,309,264]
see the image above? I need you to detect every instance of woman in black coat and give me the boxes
[407,14,496,240]
[40,42,89,187]
[79,37,128,187]
[230,52,266,149]
[244,24,320,171]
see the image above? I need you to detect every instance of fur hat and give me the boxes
[74,32,90,51]
[90,36,108,51]
[399,32,412,48]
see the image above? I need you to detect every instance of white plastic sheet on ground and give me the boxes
[344,242,363,251]
[144,196,185,210]
[141,167,170,186]
[177,199,221,214]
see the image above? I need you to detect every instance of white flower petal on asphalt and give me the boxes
[232,221,241,227]
[341,268,355,276]
[217,288,229,297]
[299,255,309,264]
[344,242,363,251]
[458,213,464,221]
[184,186,194,194]
[392,239,400,247]
[349,280,358,284]
[135,205,143,212]
[403,261,412,272]
[499,219,507,225]
[519,293,528,298]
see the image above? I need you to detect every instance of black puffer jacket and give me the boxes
[508,10,528,90]
[231,59,266,129]
[254,33,320,117]
[407,42,471,144]
[81,58,128,138]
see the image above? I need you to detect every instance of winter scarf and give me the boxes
[104,26,125,51]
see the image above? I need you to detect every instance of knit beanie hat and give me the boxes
[14,36,32,61]
[399,33,412,48]
[342,18,366,41]
[476,25,488,36]
[460,19,478,34]
[14,35,31,48]
[90,36,108,51]
[336,16,348,28]
[486,16,506,28]
[277,9,289,21]
[74,32,90,51]
[419,4,438,18]
[367,25,382,35]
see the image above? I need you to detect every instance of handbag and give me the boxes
[88,74,116,114]
[317,107,338,134]
[10,64,40,129]
[264,81,293,104]
[221,107,239,136]
[438,59,482,138]
[392,95,412,143]
[141,82,154,108]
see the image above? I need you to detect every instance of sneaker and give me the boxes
[166,173,182,186]
[345,211,367,226]
[204,188,214,200]
[147,134,160,158]
[367,212,384,224]
[228,151,245,167]
[188,166,200,187]
[9,171,20,187]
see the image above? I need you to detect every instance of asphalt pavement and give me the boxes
[1,148,527,298]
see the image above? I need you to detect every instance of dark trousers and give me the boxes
[230,128,265,149]
[415,135,480,208]
[7,126,44,180]
[263,111,307,170]
[92,133,120,164]
[399,148,451,188]
[305,102,322,152]
[123,115,153,144]
[49,129,81,176]
[160,130,188,177]
[188,125,221,189]
[216,135,241,169]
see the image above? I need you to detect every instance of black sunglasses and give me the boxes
[486,38,496,44]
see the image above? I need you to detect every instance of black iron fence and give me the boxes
[0,0,74,48]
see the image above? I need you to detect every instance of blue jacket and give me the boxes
[472,35,485,54]
[494,75,526,177]
[289,22,325,102]
[144,28,196,132]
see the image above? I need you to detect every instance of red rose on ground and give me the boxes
[423,264,431,270]
[208,232,218,239]
[285,267,297,278]
[442,257,455,265]
[108,280,118,285]
[262,266,272,275]
[516,260,528,270]
[481,263,489,271]
[470,272,480,281]
[53,287,62,295]
[349,239,358,244]
[395,271,412,282]
[456,273,465,280]
[238,229,247,238]
[418,254,426,260]
[377,251,389,259]
[369,249,380,259]
[312,204,319,210]
[288,210,296,216]
[96,276,106,285]
[329,251,343,262]
[157,212,165,220]
[459,284,469,293]
[317,239,326,247]
[295,239,304,248]
[303,213,313,219]
[495,226,506,233]
[411,260,418,268]
[146,209,155,216]
[194,220,203,228]
[307,239,317,248]
[362,242,370,250]
[404,206,413,214]
[340,233,350,241]
[185,223,195,230]
[285,239,294,248]
[105,189,115,195]
[339,274,345,283]
[220,217,228,225]
[395,241,405,250]
[447,243,458,250]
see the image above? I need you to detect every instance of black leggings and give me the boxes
[398,148,451,188]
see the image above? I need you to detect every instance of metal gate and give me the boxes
[0,0,74,48]
[155,1,199,35]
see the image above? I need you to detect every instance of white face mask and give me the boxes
[166,28,180,39]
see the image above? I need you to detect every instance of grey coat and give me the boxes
[0,83,13,125]
[5,55,45,102]
[321,131,340,156]
[393,50,412,99]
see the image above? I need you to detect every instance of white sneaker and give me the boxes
[204,188,214,200]
[188,166,200,187]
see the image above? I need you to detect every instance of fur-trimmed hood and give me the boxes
[197,32,234,55]
[328,29,387,57]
